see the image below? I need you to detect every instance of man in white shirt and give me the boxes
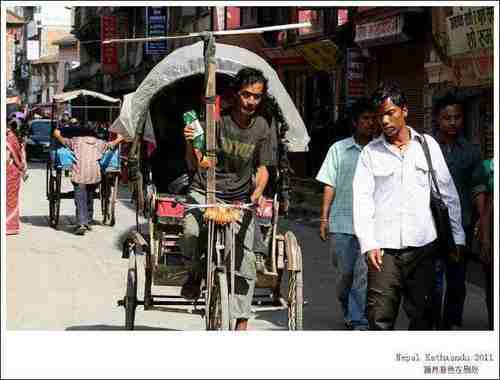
[352,81,465,330]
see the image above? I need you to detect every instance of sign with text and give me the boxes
[27,40,39,61]
[101,15,118,74]
[446,7,493,56]
[296,40,340,72]
[146,7,168,55]
[355,14,409,48]
[346,49,364,81]
[452,48,493,85]
[346,47,366,105]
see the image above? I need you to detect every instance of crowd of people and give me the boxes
[317,81,493,331]
[5,108,123,237]
[5,74,494,332]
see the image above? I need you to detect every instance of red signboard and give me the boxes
[101,15,118,74]
[226,7,240,29]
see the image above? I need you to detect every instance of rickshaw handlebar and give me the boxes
[180,202,255,211]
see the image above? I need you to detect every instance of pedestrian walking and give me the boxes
[54,123,122,235]
[352,81,465,330]
[477,157,493,330]
[6,119,27,235]
[432,93,488,330]
[316,97,376,330]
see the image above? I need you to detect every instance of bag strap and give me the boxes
[417,134,443,199]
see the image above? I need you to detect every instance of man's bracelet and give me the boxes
[319,218,328,222]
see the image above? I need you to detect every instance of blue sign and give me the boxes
[146,7,168,55]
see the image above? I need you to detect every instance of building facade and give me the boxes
[52,35,80,94]
[6,10,25,94]
[424,6,493,159]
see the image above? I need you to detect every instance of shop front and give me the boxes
[425,6,493,158]
[354,7,429,133]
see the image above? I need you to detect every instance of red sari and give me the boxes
[6,129,26,235]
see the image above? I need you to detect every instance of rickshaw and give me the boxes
[46,90,122,228]
[112,37,310,330]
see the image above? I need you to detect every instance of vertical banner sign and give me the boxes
[146,7,168,56]
[345,48,366,107]
[101,15,118,74]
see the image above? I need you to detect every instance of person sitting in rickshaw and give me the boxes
[53,120,123,235]
[181,67,275,331]
[59,111,71,128]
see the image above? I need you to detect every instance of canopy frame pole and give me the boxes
[102,22,311,44]
[203,33,217,208]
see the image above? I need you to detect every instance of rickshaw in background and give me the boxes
[111,36,310,330]
[47,90,122,228]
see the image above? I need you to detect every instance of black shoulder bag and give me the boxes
[418,135,456,255]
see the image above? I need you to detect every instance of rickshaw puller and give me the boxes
[54,123,123,235]
[181,67,275,331]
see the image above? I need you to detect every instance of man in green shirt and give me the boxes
[181,68,274,331]
[432,93,488,330]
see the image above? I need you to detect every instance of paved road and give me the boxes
[6,162,490,330]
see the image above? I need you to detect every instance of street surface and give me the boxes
[6,162,490,330]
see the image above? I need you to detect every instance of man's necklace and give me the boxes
[392,129,411,150]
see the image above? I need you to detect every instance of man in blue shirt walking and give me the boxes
[316,98,376,330]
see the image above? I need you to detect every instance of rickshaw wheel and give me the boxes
[109,174,119,226]
[284,231,304,330]
[125,247,138,330]
[207,271,230,330]
[45,161,51,199]
[144,248,153,309]
[100,174,110,225]
[49,171,62,228]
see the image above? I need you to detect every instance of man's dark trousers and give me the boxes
[366,241,437,330]
[73,182,97,225]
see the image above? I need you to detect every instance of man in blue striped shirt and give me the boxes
[316,98,376,330]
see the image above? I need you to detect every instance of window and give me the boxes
[241,7,258,27]
[297,9,324,37]
[64,62,70,85]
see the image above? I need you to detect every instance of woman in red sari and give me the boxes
[6,120,26,235]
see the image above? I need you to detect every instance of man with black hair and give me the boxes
[181,67,274,331]
[316,97,376,330]
[352,81,465,330]
[55,120,123,235]
[432,92,487,330]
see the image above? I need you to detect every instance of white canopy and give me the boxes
[110,92,156,143]
[110,41,310,152]
[52,89,121,104]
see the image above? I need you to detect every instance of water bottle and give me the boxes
[183,110,205,151]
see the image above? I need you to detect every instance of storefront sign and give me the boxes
[296,40,340,72]
[446,7,493,56]
[27,40,39,61]
[146,7,168,55]
[347,48,365,80]
[346,48,366,103]
[354,14,409,48]
[101,15,118,74]
[451,48,493,86]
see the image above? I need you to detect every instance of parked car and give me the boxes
[26,119,52,161]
